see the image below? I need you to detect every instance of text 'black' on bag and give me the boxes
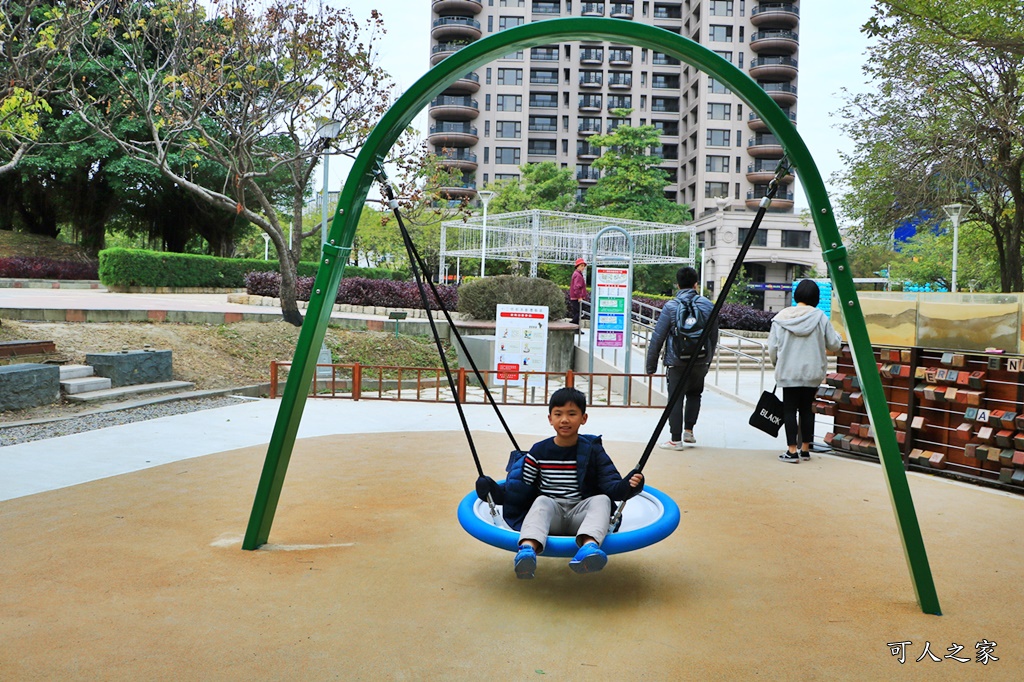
[749,386,784,437]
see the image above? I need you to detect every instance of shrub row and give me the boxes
[0,256,99,280]
[246,272,458,310]
[97,248,407,288]
[638,294,776,332]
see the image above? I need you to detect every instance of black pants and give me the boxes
[666,362,709,440]
[570,299,581,326]
[782,386,817,448]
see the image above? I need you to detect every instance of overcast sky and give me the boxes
[337,1,877,213]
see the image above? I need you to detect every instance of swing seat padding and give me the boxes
[457,485,680,558]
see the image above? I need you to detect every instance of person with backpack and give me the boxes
[645,266,718,448]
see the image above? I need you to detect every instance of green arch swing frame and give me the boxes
[242,18,941,616]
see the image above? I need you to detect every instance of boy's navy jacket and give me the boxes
[486,434,644,531]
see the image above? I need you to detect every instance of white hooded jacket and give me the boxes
[767,304,843,388]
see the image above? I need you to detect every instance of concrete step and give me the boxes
[61,376,113,394]
[59,364,95,380]
[64,380,196,403]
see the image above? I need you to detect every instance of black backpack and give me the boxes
[670,292,708,358]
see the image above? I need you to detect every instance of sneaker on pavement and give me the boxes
[658,440,685,451]
[800,450,811,460]
[569,543,608,574]
[683,431,696,444]
[778,451,800,463]
[514,545,537,579]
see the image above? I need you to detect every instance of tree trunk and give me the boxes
[277,249,303,326]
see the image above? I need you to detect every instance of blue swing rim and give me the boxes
[457,485,680,558]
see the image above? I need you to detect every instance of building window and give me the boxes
[738,228,768,247]
[495,147,522,165]
[498,68,523,85]
[529,115,558,131]
[496,121,522,138]
[709,1,733,16]
[708,229,717,247]
[497,95,522,111]
[705,155,730,173]
[495,173,520,181]
[707,103,731,120]
[528,139,558,155]
[782,231,811,249]
[529,92,559,108]
[705,181,730,198]
[714,50,733,63]
[706,129,730,147]
[709,25,732,42]
[708,78,730,94]
[530,68,558,84]
[530,46,560,61]
[499,16,525,30]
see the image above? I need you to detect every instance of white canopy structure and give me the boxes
[438,209,695,280]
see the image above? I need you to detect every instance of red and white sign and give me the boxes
[493,304,549,387]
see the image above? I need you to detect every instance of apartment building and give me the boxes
[429,1,820,307]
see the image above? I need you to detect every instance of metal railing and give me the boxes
[269,361,668,409]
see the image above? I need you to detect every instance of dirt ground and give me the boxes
[0,319,414,422]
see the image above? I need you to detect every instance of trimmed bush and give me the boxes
[246,272,458,310]
[457,275,567,321]
[0,256,99,280]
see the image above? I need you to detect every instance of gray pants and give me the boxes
[519,495,612,552]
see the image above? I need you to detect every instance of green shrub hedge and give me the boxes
[97,248,407,287]
[458,275,567,320]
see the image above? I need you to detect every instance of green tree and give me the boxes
[837,2,1024,291]
[60,0,395,324]
[887,219,1001,291]
[0,0,61,176]
[872,1,1024,58]
[582,110,691,224]
[484,161,577,214]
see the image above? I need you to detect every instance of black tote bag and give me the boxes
[749,385,784,437]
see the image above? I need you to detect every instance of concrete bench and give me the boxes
[85,349,172,387]
[0,363,60,410]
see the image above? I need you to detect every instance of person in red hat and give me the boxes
[569,258,588,328]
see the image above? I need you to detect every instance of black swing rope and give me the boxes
[610,157,793,527]
[373,167,523,480]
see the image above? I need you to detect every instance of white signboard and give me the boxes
[493,304,549,388]
[594,266,629,349]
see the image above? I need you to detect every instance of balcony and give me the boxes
[428,122,479,147]
[577,144,601,159]
[580,49,604,65]
[581,2,605,16]
[438,150,479,172]
[610,3,634,19]
[746,160,795,185]
[529,94,559,108]
[760,81,798,106]
[749,30,799,53]
[748,108,796,132]
[751,3,800,29]
[447,71,481,94]
[531,71,559,85]
[431,41,467,66]
[652,53,680,66]
[431,0,483,15]
[528,143,558,156]
[652,75,681,90]
[749,56,798,80]
[431,16,482,42]
[608,73,632,89]
[747,135,784,158]
[653,7,682,20]
[578,119,602,135]
[607,98,632,111]
[532,1,561,15]
[579,73,603,88]
[530,47,560,61]
[428,95,479,121]
[438,182,479,201]
[608,50,633,66]
[651,98,680,113]
[578,95,603,112]
[745,189,795,211]
[577,168,601,183]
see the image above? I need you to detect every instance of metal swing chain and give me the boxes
[609,158,793,530]
[373,167,522,521]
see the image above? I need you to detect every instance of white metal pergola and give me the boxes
[438,209,695,280]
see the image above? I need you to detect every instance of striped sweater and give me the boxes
[522,441,580,500]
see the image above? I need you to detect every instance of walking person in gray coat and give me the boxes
[768,279,842,463]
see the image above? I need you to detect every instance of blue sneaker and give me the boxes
[514,545,537,579]
[569,543,607,574]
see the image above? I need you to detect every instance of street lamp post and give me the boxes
[316,120,343,252]
[478,190,495,277]
[942,203,966,293]
[262,233,270,261]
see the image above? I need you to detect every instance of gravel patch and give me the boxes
[0,395,250,447]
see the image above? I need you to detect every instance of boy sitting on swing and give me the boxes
[476,387,645,579]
